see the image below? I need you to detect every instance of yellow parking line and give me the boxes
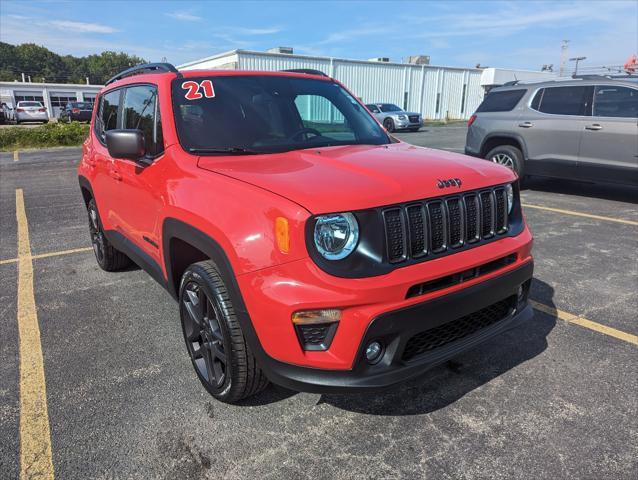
[16,189,55,479]
[530,300,638,346]
[522,203,638,226]
[0,247,93,265]
[14,150,19,162]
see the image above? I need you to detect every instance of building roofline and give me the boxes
[177,49,482,72]
[0,81,103,88]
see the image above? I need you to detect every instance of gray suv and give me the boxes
[465,77,638,186]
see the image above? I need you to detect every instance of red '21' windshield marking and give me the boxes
[182,80,215,100]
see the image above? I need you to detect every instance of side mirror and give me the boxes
[105,129,146,161]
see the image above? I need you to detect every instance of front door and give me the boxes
[109,84,165,266]
[577,84,638,185]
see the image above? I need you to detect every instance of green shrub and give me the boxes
[0,122,90,151]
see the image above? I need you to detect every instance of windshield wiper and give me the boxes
[188,147,261,155]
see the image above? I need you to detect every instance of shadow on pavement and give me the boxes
[524,177,638,204]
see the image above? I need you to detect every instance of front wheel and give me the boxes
[179,261,269,403]
[485,145,525,178]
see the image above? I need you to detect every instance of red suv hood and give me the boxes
[197,143,516,214]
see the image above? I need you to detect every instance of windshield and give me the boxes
[172,75,390,154]
[19,101,42,107]
[379,104,402,112]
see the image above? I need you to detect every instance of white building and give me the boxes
[178,49,486,121]
[0,81,103,118]
[178,49,556,121]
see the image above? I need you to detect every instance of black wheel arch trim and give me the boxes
[480,132,529,160]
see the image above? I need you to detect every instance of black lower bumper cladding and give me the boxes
[259,261,534,393]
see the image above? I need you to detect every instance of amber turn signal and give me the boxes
[275,217,290,253]
[292,309,342,325]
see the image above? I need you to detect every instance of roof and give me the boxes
[0,81,103,89]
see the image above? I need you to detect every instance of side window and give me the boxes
[366,104,380,113]
[476,89,526,112]
[536,86,589,116]
[530,89,543,110]
[593,86,638,118]
[121,85,164,156]
[96,89,121,141]
[294,94,355,141]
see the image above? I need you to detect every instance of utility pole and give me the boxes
[569,56,587,76]
[559,40,570,77]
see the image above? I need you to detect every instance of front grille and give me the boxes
[382,186,510,264]
[409,115,420,123]
[401,296,515,361]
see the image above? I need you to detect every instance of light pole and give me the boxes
[569,56,587,76]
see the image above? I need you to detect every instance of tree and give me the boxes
[0,42,148,84]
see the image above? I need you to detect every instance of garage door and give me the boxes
[14,91,45,105]
[50,92,78,118]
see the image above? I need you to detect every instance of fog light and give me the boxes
[365,341,383,363]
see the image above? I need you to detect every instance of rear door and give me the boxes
[522,85,592,179]
[577,84,638,185]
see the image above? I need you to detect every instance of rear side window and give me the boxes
[121,85,164,156]
[476,89,526,112]
[593,85,638,118]
[532,86,590,116]
[96,89,121,140]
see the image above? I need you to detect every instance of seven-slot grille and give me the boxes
[382,186,509,264]
[408,115,420,123]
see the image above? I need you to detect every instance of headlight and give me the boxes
[397,114,407,120]
[314,213,359,260]
[505,183,514,214]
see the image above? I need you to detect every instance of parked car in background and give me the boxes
[465,77,638,186]
[365,103,422,132]
[59,101,94,123]
[15,101,49,124]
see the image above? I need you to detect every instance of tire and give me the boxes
[485,145,525,178]
[383,117,395,133]
[179,261,269,403]
[87,198,131,271]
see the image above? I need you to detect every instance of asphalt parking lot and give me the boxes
[1,125,637,479]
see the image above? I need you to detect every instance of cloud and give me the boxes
[48,20,118,33]
[233,26,281,35]
[165,11,202,22]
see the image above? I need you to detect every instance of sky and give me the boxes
[1,0,637,71]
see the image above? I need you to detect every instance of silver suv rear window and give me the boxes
[476,90,526,113]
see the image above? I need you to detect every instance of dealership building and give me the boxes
[0,48,554,120]
[0,81,103,118]
[178,48,555,120]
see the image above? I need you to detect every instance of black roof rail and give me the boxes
[281,68,328,77]
[105,63,180,86]
[570,74,613,80]
[502,80,520,86]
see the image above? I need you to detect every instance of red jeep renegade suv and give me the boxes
[78,63,534,403]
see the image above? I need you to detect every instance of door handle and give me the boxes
[585,124,602,131]
[518,122,533,128]
[109,170,122,181]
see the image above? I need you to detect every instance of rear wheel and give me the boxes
[485,145,525,178]
[179,261,269,403]
[87,199,131,271]
[383,118,395,133]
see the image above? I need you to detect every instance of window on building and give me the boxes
[476,89,526,113]
[122,85,164,156]
[593,85,638,118]
[50,94,77,109]
[14,94,44,104]
[534,86,591,116]
[82,93,97,104]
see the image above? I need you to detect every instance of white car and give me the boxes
[15,101,49,124]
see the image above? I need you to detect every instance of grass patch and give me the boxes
[0,122,90,151]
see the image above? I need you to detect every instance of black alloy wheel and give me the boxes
[182,281,228,390]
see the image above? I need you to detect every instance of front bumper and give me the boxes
[252,261,533,393]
